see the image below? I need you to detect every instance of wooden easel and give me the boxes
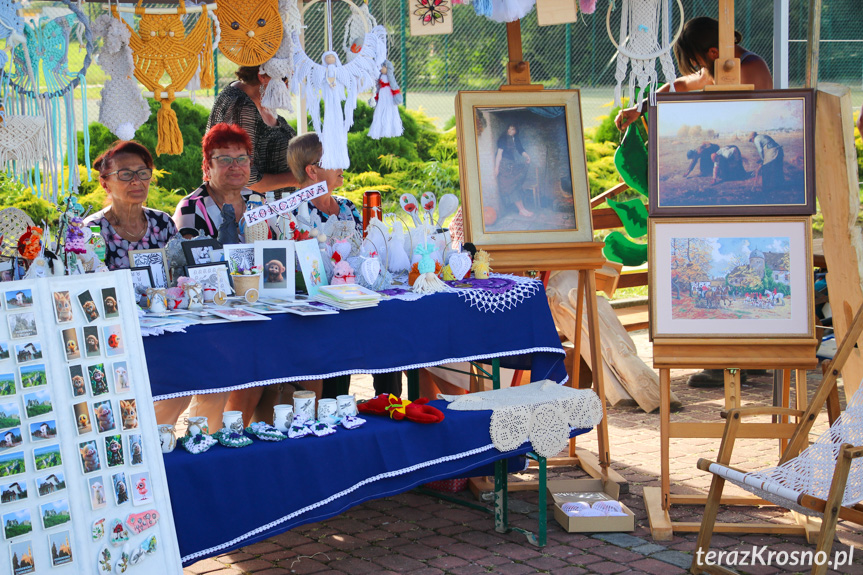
[643,0,820,541]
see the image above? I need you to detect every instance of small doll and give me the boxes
[331,260,355,284]
[64,216,88,254]
[472,250,492,280]
[412,243,447,294]
[368,60,404,139]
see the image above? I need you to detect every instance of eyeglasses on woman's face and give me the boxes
[211,154,251,167]
[104,168,153,182]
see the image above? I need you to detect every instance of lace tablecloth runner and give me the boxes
[379,273,543,313]
[439,380,603,457]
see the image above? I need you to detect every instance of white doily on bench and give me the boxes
[439,380,603,458]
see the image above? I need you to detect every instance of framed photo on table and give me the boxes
[129,248,169,288]
[186,263,232,296]
[648,89,815,217]
[222,244,256,275]
[182,238,222,267]
[454,90,593,247]
[649,216,813,340]
[253,241,295,299]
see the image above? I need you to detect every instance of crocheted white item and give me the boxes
[611,0,678,107]
[487,0,535,23]
[440,380,604,458]
[0,115,48,177]
[259,0,299,113]
[182,433,217,454]
[93,14,150,140]
[714,383,863,516]
[449,273,543,313]
[342,0,377,61]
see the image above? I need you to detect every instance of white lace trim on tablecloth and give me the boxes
[439,380,603,458]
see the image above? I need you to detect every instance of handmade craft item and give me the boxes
[412,242,447,294]
[368,60,403,138]
[259,0,301,112]
[435,193,459,228]
[221,410,243,433]
[216,0,282,66]
[242,193,270,242]
[447,251,472,281]
[343,0,376,60]
[117,1,216,155]
[273,404,293,432]
[92,14,150,140]
[386,220,411,272]
[487,0,534,23]
[158,424,176,453]
[337,394,358,417]
[146,288,168,312]
[291,25,387,169]
[471,249,492,280]
[357,394,445,423]
[214,428,253,447]
[184,416,209,437]
[341,415,366,429]
[410,0,453,35]
[331,260,356,284]
[246,421,287,441]
[610,0,681,106]
[181,432,217,454]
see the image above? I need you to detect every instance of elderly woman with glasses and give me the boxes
[84,141,178,270]
[173,123,260,242]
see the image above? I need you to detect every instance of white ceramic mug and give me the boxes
[222,411,243,433]
[185,416,209,438]
[318,398,338,422]
[293,391,316,422]
[273,404,294,432]
[337,394,358,417]
[158,424,176,453]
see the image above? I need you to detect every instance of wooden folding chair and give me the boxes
[691,302,863,575]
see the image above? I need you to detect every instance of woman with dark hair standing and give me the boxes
[494,124,533,217]
[615,16,772,131]
[206,65,298,194]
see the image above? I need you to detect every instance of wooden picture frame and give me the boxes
[253,241,295,299]
[649,216,814,340]
[648,89,815,217]
[181,238,222,267]
[455,90,593,247]
[128,249,169,289]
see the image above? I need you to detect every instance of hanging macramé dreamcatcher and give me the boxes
[343,0,376,61]
[92,12,150,141]
[291,23,387,169]
[216,0,282,66]
[608,0,683,107]
[0,0,24,70]
[259,0,301,113]
[116,0,216,156]
[5,0,94,202]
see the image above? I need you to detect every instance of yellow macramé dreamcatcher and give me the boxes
[113,1,215,155]
[216,0,283,66]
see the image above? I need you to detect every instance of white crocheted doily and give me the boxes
[440,380,603,458]
[446,273,543,313]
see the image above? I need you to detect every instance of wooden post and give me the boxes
[500,20,544,91]
[704,0,754,92]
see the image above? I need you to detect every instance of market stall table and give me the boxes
[144,290,569,399]
[164,399,593,565]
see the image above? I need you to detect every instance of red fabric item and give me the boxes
[357,394,445,424]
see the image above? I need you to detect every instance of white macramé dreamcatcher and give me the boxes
[608,0,683,107]
[440,380,604,458]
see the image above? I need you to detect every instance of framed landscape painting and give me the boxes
[649,217,813,339]
[648,89,815,216]
[455,90,593,246]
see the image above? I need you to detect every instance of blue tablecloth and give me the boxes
[165,400,591,565]
[144,291,567,399]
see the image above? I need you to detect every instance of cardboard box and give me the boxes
[547,479,635,533]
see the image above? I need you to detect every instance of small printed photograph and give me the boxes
[88,364,109,396]
[130,471,153,506]
[33,444,62,471]
[60,328,80,361]
[0,373,14,397]
[7,313,37,339]
[0,428,21,451]
[102,287,119,318]
[22,389,51,419]
[35,471,66,497]
[0,451,25,478]
[88,476,107,510]
[52,291,74,324]
[47,530,73,566]
[28,419,57,442]
[9,538,36,574]
[19,365,47,389]
[68,365,85,398]
[72,402,92,435]
[0,402,20,429]
[0,479,27,504]
[83,326,101,358]
[3,507,32,539]
[78,440,100,474]
[39,498,70,529]
[113,361,131,393]
[119,399,138,430]
[13,343,41,364]
[105,435,124,467]
[92,400,115,433]
[103,325,124,357]
[5,289,32,309]
[77,290,100,322]
[0,343,9,362]
[128,434,143,466]
[111,471,130,506]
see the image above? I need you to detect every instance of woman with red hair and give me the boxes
[84,141,178,270]
[173,123,257,242]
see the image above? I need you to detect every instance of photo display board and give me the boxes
[0,272,182,574]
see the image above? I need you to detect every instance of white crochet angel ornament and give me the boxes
[368,59,403,139]
[259,0,301,112]
[92,14,150,140]
[291,25,387,169]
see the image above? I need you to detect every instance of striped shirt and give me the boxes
[173,183,253,242]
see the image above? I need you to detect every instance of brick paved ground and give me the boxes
[183,330,863,575]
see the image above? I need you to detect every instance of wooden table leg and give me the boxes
[724,369,742,409]
[780,369,792,453]
[584,270,610,473]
